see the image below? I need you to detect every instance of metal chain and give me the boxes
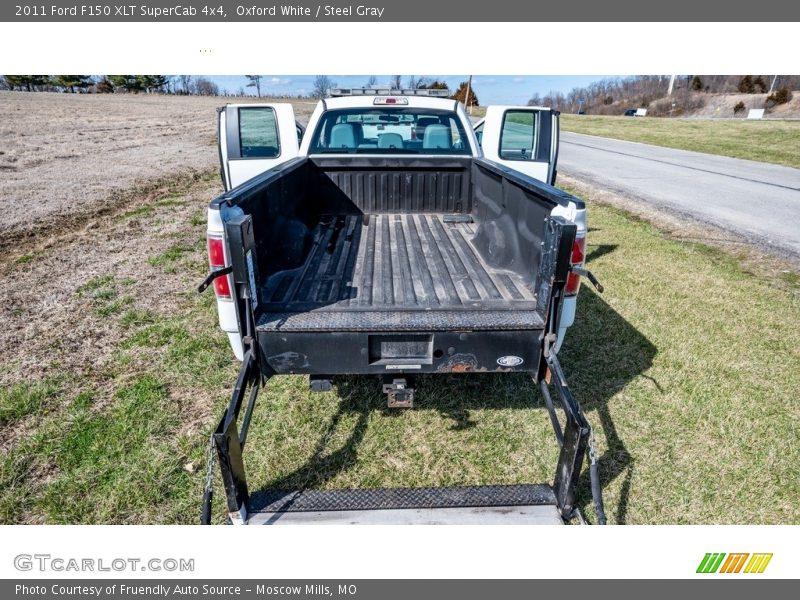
[588,428,599,466]
[203,435,215,492]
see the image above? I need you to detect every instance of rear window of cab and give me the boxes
[309,108,471,155]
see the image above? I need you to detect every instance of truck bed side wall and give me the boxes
[222,157,314,281]
[470,159,556,286]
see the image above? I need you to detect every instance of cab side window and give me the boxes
[474,122,484,146]
[499,110,537,161]
[239,107,280,158]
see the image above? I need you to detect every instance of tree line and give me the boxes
[0,74,478,104]
[0,75,223,95]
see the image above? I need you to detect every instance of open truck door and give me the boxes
[209,103,300,363]
[218,103,300,191]
[474,106,560,185]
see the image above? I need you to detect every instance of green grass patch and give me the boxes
[95,296,134,317]
[78,274,114,293]
[75,274,134,316]
[124,321,188,348]
[779,271,800,290]
[0,379,62,426]
[155,196,185,208]
[147,243,196,271]
[35,376,185,523]
[561,115,800,168]
[16,254,36,265]
[119,308,158,329]
[117,196,187,221]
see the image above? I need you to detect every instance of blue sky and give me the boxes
[208,75,612,104]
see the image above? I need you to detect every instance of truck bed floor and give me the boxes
[258,213,543,332]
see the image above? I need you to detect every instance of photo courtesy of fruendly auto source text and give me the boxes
[0,0,798,595]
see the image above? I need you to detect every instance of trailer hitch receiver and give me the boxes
[383,377,415,408]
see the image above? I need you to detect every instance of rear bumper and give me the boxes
[258,328,543,375]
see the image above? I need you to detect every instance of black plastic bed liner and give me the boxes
[257,213,543,333]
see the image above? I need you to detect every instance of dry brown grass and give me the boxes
[0,91,316,239]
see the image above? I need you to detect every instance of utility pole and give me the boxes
[768,75,779,94]
[667,74,676,96]
[464,75,473,115]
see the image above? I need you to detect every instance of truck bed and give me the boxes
[257,213,543,333]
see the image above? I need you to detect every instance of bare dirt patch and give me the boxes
[688,91,800,119]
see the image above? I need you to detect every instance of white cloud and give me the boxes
[269,77,291,85]
[512,77,526,84]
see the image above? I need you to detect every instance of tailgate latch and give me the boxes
[570,266,604,293]
[197,266,233,294]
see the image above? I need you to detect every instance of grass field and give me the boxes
[561,115,800,169]
[2,172,798,524]
[0,91,316,240]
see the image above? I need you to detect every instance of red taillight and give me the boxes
[565,236,585,296]
[208,236,225,267]
[207,235,231,299]
[213,274,231,298]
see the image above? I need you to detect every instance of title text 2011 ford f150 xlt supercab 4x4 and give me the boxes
[199,89,605,525]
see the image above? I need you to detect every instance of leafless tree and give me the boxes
[178,75,192,95]
[246,75,263,97]
[312,75,336,99]
[365,75,378,88]
[194,77,219,96]
[406,75,433,89]
[527,93,543,106]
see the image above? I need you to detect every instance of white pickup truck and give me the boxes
[200,89,605,525]
[210,91,587,362]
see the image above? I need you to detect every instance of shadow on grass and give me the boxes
[586,244,618,263]
[562,288,657,523]
[251,273,656,524]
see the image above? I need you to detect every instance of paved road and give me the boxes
[558,132,800,257]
